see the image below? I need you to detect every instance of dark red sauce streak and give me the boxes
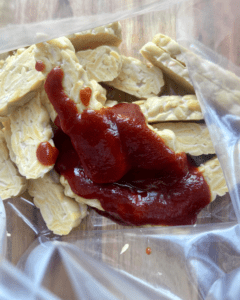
[47,66,211,226]
[80,87,92,106]
[36,142,59,166]
[35,61,45,72]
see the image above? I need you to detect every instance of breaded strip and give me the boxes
[76,46,122,82]
[60,156,227,216]
[67,22,122,52]
[3,89,56,179]
[140,42,194,94]
[152,34,186,65]
[60,175,104,211]
[34,37,105,113]
[0,46,44,117]
[105,55,164,99]
[0,130,27,200]
[134,95,203,122]
[199,157,228,202]
[28,171,87,235]
[152,122,215,156]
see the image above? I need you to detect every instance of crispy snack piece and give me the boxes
[134,95,203,122]
[140,41,194,94]
[76,46,122,82]
[105,55,165,99]
[0,130,27,200]
[0,46,45,117]
[2,89,55,179]
[67,22,122,52]
[199,157,228,202]
[28,171,87,235]
[152,122,215,156]
[34,37,105,113]
[152,34,186,65]
[60,175,104,211]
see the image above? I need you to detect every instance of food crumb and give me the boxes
[120,243,129,255]
[146,247,152,255]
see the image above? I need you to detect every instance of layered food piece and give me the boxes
[0,22,229,233]
[28,170,87,235]
[0,130,27,200]
[140,34,194,93]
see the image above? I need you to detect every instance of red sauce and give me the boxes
[146,247,152,255]
[46,66,211,226]
[35,61,45,72]
[36,142,59,166]
[80,87,92,106]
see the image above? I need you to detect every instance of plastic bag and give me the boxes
[1,0,240,299]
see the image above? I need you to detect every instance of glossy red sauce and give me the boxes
[45,66,211,226]
[146,247,152,255]
[35,61,45,72]
[80,87,92,106]
[36,142,59,166]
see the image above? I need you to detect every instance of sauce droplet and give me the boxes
[146,247,152,255]
[35,61,45,72]
[80,87,92,106]
[36,142,59,166]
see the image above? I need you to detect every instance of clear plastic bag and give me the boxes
[1,0,240,299]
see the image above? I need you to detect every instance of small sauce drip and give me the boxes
[146,247,152,255]
[45,66,211,226]
[35,61,45,72]
[36,142,59,166]
[80,87,92,106]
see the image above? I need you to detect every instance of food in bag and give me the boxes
[0,22,228,234]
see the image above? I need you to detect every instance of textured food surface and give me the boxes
[28,171,87,235]
[34,37,105,113]
[76,46,122,82]
[140,42,194,93]
[152,122,215,156]
[105,55,164,99]
[67,22,122,52]
[0,46,44,117]
[0,130,27,200]
[6,89,55,179]
[134,95,203,122]
[199,157,228,202]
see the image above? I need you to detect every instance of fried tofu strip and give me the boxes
[76,46,122,82]
[2,89,55,179]
[152,122,215,156]
[67,22,122,52]
[0,130,27,200]
[140,39,194,94]
[199,157,228,202]
[0,46,44,117]
[28,171,87,235]
[134,95,203,122]
[105,56,165,99]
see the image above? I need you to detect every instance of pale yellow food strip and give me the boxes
[76,46,122,82]
[134,95,203,122]
[34,37,105,113]
[3,89,55,179]
[105,55,165,99]
[152,122,215,156]
[67,22,122,52]
[0,46,44,117]
[140,42,194,93]
[199,157,228,202]
[28,171,87,235]
[0,130,27,200]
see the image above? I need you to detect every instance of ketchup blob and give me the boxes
[36,142,59,166]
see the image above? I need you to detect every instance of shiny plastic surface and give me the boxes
[0,0,240,299]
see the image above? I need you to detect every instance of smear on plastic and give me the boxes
[1,0,240,299]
